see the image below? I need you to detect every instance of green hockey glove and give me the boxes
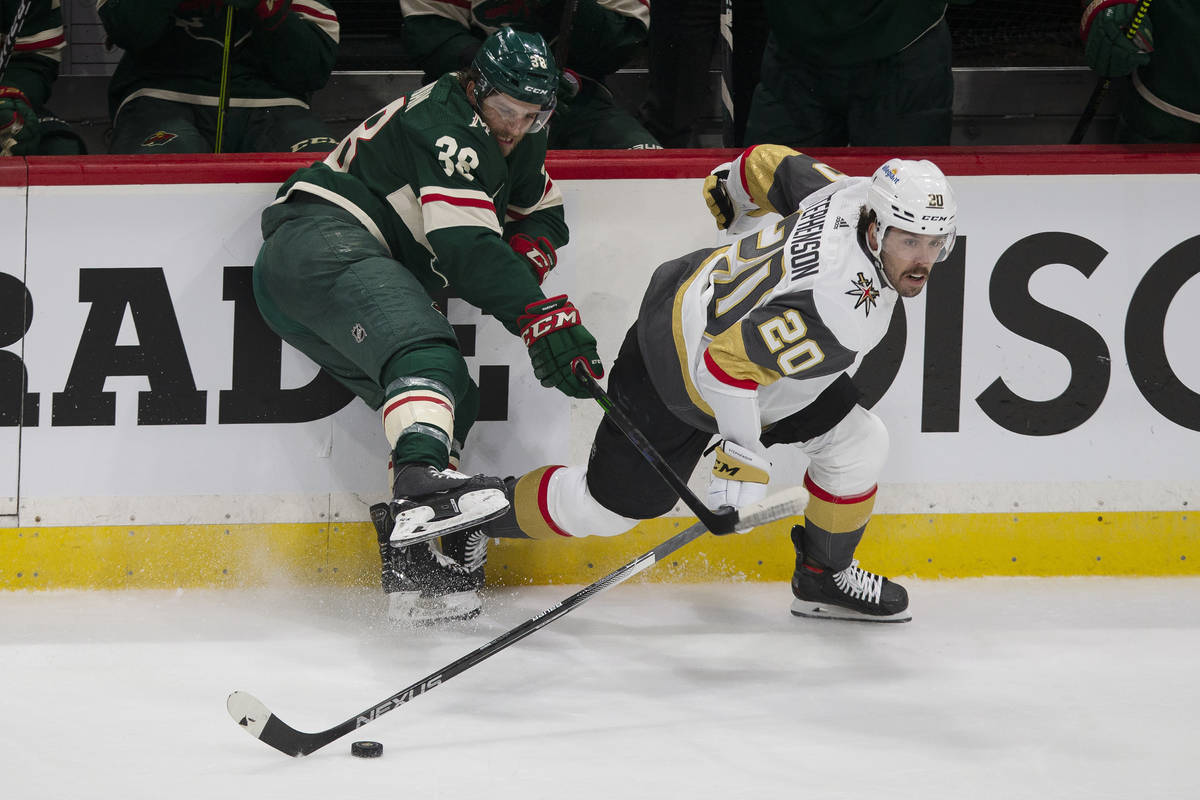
[518,295,604,399]
[1084,3,1153,78]
[0,88,40,157]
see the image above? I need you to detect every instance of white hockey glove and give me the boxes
[706,439,770,516]
[702,162,769,235]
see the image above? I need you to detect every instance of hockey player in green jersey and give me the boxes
[424,145,957,623]
[99,0,340,153]
[744,1,953,147]
[253,28,604,624]
[0,0,86,156]
[400,0,660,149]
[1080,0,1200,143]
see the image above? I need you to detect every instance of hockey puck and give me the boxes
[351,741,383,758]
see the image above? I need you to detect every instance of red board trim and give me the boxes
[4,146,1199,188]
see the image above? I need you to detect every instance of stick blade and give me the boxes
[228,690,273,740]
[227,691,315,758]
[735,486,809,531]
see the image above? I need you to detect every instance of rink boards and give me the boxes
[1,148,1198,587]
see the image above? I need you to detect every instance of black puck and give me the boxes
[351,740,383,758]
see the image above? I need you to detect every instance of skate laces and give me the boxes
[832,560,883,603]
[460,530,488,571]
[427,543,461,570]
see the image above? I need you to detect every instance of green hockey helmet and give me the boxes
[471,27,558,131]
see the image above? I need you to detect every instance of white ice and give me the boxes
[3,577,1198,799]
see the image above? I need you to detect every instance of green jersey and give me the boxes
[274,73,568,334]
[1139,0,1200,114]
[3,0,65,107]
[98,0,339,118]
[400,0,649,82]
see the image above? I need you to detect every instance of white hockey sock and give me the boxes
[541,466,639,538]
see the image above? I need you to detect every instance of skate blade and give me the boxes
[389,489,509,547]
[387,590,482,625]
[789,598,912,623]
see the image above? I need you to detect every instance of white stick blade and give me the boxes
[735,486,809,531]
[227,691,272,739]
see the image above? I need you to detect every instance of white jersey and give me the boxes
[637,147,897,445]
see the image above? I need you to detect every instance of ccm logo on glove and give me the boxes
[712,442,770,484]
[518,295,604,399]
[519,298,578,345]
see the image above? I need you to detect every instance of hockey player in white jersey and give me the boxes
[396,145,957,622]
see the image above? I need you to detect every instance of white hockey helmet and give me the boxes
[866,158,957,262]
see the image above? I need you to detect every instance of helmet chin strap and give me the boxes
[864,222,898,291]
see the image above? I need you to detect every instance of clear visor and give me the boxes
[481,92,555,134]
[881,226,956,263]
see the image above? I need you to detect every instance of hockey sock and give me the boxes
[509,465,639,539]
[383,377,455,469]
[799,473,876,571]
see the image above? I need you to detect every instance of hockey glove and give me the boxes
[509,233,557,285]
[703,168,736,230]
[0,88,40,157]
[706,439,770,516]
[556,68,582,113]
[703,163,769,233]
[518,295,604,399]
[1083,3,1153,78]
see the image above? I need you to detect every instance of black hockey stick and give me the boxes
[570,358,741,534]
[227,485,807,757]
[553,0,579,71]
[1069,0,1153,144]
[228,355,807,757]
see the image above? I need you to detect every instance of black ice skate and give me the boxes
[371,503,483,624]
[388,463,509,547]
[790,525,911,623]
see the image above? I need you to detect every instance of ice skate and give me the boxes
[388,463,509,547]
[789,525,911,623]
[371,503,483,624]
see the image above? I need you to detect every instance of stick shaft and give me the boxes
[554,0,579,69]
[571,360,736,534]
[215,6,234,154]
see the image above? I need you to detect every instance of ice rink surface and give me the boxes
[4,576,1198,800]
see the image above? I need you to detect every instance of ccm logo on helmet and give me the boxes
[922,215,950,221]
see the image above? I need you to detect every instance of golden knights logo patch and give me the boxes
[845,272,880,316]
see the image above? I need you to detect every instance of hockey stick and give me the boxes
[718,0,735,147]
[0,0,33,81]
[1069,0,1153,144]
[553,0,579,70]
[227,486,807,757]
[214,5,234,153]
[570,358,741,534]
